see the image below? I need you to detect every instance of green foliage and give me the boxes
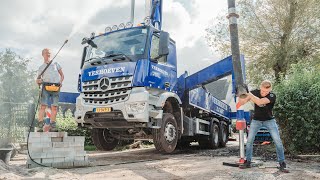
[274,63,320,154]
[56,113,93,146]
[0,49,38,142]
[0,49,38,103]
[84,145,96,151]
[206,0,320,85]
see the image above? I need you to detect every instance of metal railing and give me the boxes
[0,102,35,144]
[0,101,77,145]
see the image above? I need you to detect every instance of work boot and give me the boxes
[240,160,251,169]
[36,121,44,132]
[49,122,58,132]
[279,161,289,173]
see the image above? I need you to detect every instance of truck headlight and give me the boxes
[126,102,146,113]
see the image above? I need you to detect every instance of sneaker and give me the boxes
[36,121,44,132]
[240,160,251,169]
[49,122,58,132]
[279,162,289,173]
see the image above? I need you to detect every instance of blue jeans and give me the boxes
[246,119,285,162]
[41,88,59,106]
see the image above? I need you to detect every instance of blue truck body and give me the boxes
[73,26,250,153]
[59,92,79,104]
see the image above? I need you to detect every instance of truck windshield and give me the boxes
[86,27,148,61]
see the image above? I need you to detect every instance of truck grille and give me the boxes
[82,76,133,105]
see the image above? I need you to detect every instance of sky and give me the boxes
[0,0,229,92]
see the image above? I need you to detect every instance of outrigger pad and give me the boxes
[222,162,239,167]
[223,161,264,168]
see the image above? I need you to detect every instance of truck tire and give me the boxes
[153,131,163,152]
[92,128,104,150]
[152,113,178,153]
[219,122,228,147]
[92,128,119,151]
[207,122,219,149]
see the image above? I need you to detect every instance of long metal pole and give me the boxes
[229,0,245,161]
[236,107,246,164]
[227,0,247,98]
[131,0,135,24]
[239,127,245,160]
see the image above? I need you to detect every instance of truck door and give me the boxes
[147,34,177,91]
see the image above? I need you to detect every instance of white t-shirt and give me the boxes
[37,62,62,83]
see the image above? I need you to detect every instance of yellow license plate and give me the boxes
[94,107,112,113]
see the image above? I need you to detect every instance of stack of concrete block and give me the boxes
[26,132,89,168]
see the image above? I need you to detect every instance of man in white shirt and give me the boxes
[36,48,64,132]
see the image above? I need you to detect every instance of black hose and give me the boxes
[26,86,49,167]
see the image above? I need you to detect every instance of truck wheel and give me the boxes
[219,122,228,147]
[92,128,103,150]
[152,131,163,152]
[207,122,219,149]
[152,113,178,153]
[92,128,119,151]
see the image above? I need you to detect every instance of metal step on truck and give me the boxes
[74,0,250,153]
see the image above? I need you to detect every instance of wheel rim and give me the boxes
[102,129,115,143]
[164,122,176,143]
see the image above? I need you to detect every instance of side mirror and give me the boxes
[81,37,97,48]
[158,31,169,57]
[80,46,88,69]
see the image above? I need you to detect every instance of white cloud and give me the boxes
[0,0,229,92]
[163,0,227,49]
[163,1,194,49]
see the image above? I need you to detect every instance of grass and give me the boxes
[84,145,97,151]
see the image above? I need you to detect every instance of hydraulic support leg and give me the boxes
[235,104,246,164]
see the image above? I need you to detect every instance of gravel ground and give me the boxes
[1,140,319,179]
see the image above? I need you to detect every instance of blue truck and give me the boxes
[74,0,249,153]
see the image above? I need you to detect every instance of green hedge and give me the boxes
[56,115,93,146]
[274,64,320,154]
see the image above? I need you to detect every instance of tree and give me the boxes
[273,62,320,153]
[0,49,38,103]
[0,49,38,141]
[206,0,320,85]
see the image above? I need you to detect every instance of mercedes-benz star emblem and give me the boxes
[99,77,110,91]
